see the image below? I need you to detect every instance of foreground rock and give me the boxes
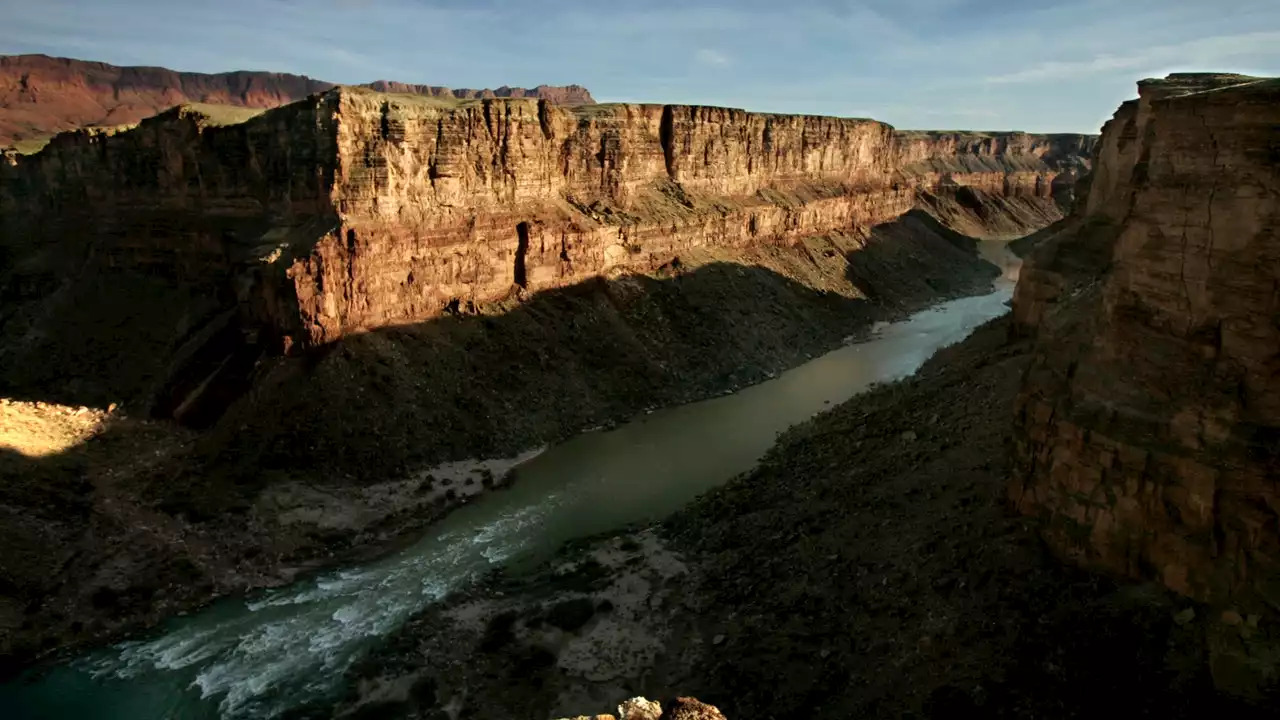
[1009,73,1280,694]
[557,697,726,720]
[0,53,595,148]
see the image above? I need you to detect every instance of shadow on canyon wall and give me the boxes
[1,207,1000,491]
[191,210,997,497]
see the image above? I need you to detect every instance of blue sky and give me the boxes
[3,0,1279,133]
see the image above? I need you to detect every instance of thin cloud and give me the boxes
[694,48,731,67]
[984,31,1280,84]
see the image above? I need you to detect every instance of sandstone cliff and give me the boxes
[1009,73,1280,691]
[0,87,1095,427]
[0,87,1092,424]
[0,54,595,147]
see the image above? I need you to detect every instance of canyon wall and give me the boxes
[1,87,1094,342]
[1010,74,1280,634]
[0,54,595,146]
[0,86,1092,426]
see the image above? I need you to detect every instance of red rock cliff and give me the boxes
[0,54,595,146]
[1010,74,1280,624]
[0,87,1094,352]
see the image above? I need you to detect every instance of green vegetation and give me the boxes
[174,103,267,126]
[336,85,484,110]
[569,102,631,118]
[9,136,51,154]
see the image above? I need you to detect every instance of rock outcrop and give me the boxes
[557,697,727,720]
[1010,73,1280,686]
[0,54,595,147]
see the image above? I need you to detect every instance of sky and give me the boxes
[3,0,1279,133]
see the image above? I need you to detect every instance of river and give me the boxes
[3,265,1016,720]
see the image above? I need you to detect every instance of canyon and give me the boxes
[308,73,1280,719]
[0,71,1096,683]
[14,49,1280,720]
[0,54,596,149]
[0,55,1273,720]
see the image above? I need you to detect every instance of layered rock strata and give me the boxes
[1010,74,1280,622]
[1,87,1091,341]
[0,86,1098,436]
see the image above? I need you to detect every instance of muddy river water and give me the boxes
[3,251,1018,719]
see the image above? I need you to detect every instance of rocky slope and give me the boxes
[1009,73,1280,693]
[0,54,595,148]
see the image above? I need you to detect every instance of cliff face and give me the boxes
[0,87,1093,340]
[0,54,595,146]
[896,130,1094,202]
[0,87,1093,428]
[1010,75,1280,629]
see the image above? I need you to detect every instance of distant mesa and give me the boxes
[0,53,596,148]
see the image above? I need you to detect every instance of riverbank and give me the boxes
[335,316,1272,719]
[0,211,1003,678]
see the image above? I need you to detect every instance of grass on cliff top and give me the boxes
[4,104,260,156]
[1180,75,1280,97]
[570,103,631,118]
[9,136,51,154]
[334,85,490,110]
[7,124,135,155]
[173,103,268,126]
